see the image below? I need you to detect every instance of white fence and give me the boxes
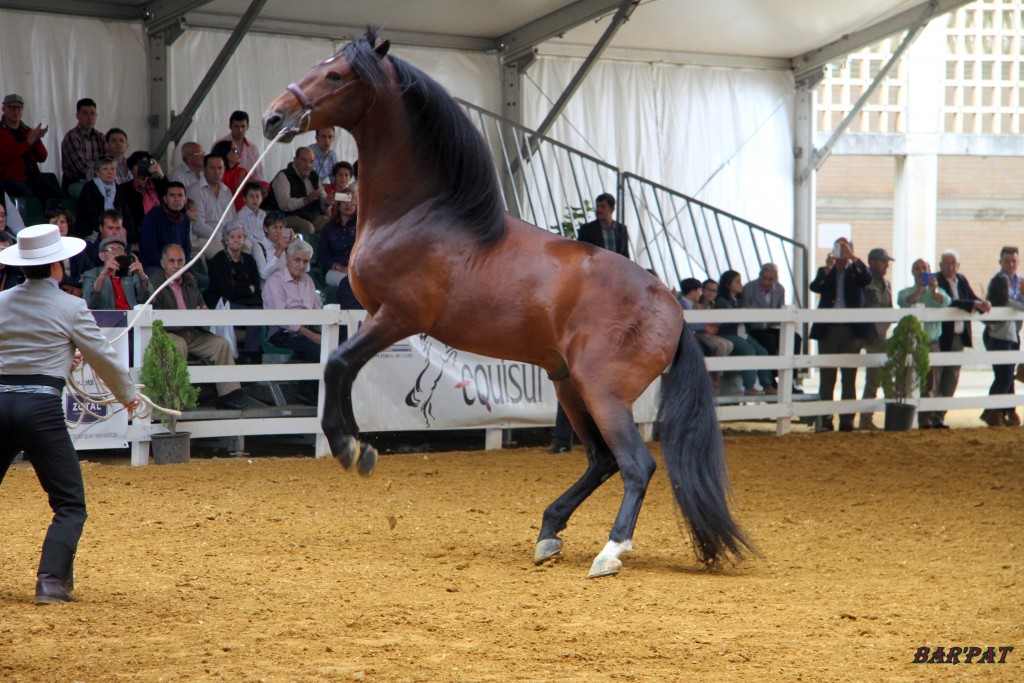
[121,304,1024,466]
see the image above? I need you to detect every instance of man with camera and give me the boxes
[82,236,151,310]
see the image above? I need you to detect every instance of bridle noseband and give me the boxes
[285,75,373,134]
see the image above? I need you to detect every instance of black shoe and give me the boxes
[216,389,249,410]
[838,423,855,432]
[35,573,79,604]
[548,444,571,454]
[932,422,949,429]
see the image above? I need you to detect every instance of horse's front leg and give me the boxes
[323,312,411,475]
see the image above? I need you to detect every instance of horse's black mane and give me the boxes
[343,28,506,244]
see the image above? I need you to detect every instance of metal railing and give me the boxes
[457,100,808,301]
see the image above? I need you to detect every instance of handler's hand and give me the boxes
[71,351,84,371]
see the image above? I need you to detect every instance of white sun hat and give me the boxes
[0,223,85,267]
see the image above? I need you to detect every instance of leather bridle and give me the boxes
[285,75,374,134]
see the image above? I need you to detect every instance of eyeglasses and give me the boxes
[103,247,126,254]
[186,151,204,157]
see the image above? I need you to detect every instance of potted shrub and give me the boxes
[139,320,199,463]
[878,314,931,431]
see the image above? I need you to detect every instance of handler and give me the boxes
[0,223,140,604]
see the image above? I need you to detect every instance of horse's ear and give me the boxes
[374,39,390,58]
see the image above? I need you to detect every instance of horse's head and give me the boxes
[263,29,391,142]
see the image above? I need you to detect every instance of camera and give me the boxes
[334,191,353,203]
[136,158,153,178]
[920,272,935,284]
[115,254,132,278]
[832,243,843,259]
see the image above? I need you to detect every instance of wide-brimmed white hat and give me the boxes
[0,223,85,267]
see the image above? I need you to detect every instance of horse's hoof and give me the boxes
[587,556,622,578]
[356,442,377,477]
[534,538,564,565]
[332,435,359,469]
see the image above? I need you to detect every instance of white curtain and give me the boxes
[523,56,796,237]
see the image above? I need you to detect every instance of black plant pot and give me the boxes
[151,431,191,464]
[884,402,916,431]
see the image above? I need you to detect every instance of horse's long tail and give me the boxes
[658,323,754,567]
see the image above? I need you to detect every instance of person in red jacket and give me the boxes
[0,93,61,203]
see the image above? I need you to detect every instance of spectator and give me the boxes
[252,211,292,284]
[324,161,354,219]
[715,270,774,396]
[116,151,168,247]
[319,186,357,288]
[267,147,328,234]
[46,207,90,295]
[150,243,251,410]
[168,141,205,188]
[210,139,256,212]
[679,277,731,393]
[236,182,266,247]
[205,224,264,364]
[186,153,235,259]
[741,263,795,389]
[262,239,323,362]
[0,93,60,203]
[808,237,874,432]
[896,259,951,428]
[139,181,191,272]
[859,247,895,431]
[83,209,128,267]
[576,192,628,258]
[981,273,1024,427]
[81,236,151,310]
[214,110,262,182]
[309,128,339,183]
[0,229,24,291]
[87,128,132,184]
[60,97,104,196]
[691,278,733,394]
[77,156,120,239]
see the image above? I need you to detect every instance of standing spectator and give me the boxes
[139,182,191,271]
[60,98,104,196]
[309,128,339,182]
[935,250,989,429]
[267,147,328,234]
[87,128,132,184]
[116,151,168,248]
[981,273,1024,427]
[81,236,151,310]
[205,224,264,364]
[168,141,205,188]
[741,263,792,389]
[808,237,875,432]
[715,270,774,396]
[576,192,629,258]
[0,93,60,203]
[262,240,323,362]
[150,243,251,409]
[896,259,951,428]
[214,111,262,182]
[252,211,292,285]
[858,247,895,430]
[186,153,235,258]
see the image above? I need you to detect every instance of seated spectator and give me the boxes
[679,278,730,354]
[211,140,251,211]
[60,97,105,196]
[150,243,252,410]
[741,262,800,389]
[252,211,292,284]
[139,182,191,272]
[319,186,357,288]
[324,161,355,219]
[77,156,121,239]
[896,258,951,428]
[0,229,24,291]
[205,224,264,364]
[691,278,733,392]
[187,153,235,259]
[266,147,328,234]
[215,110,263,181]
[262,240,323,362]
[309,128,339,184]
[168,141,204,188]
[82,236,151,310]
[84,209,129,268]
[86,128,132,184]
[117,151,168,247]
[715,270,774,396]
[46,207,90,294]
[0,93,61,203]
[236,182,266,247]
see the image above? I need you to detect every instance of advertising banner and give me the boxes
[66,311,130,449]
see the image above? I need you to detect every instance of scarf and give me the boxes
[93,177,117,210]
[162,202,184,224]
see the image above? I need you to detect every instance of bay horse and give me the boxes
[263,28,752,577]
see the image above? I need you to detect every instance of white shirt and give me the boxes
[169,163,202,189]
[237,205,266,247]
[186,176,236,240]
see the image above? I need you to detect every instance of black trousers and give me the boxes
[0,393,86,579]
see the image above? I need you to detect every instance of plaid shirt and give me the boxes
[60,125,106,184]
[308,144,339,183]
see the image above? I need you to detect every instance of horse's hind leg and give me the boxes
[323,312,410,474]
[535,382,619,565]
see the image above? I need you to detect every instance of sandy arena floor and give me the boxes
[1,428,1021,682]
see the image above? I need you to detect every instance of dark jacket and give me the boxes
[937,273,981,351]
[712,293,743,336]
[808,259,876,340]
[205,249,262,308]
[577,219,629,258]
[267,163,323,223]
